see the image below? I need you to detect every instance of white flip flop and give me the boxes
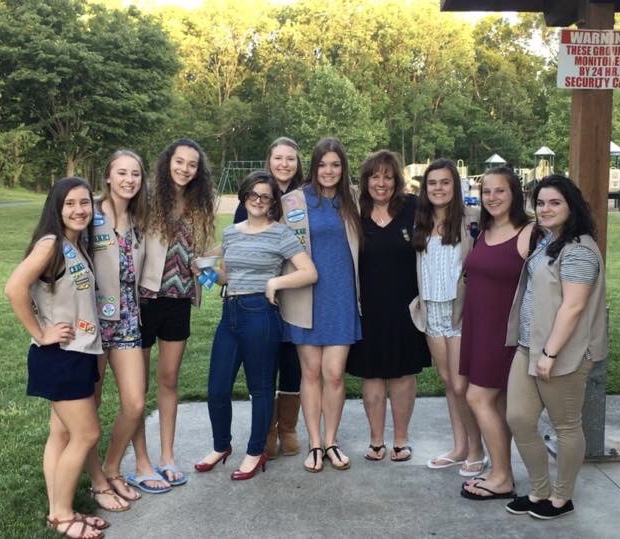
[427,452,466,469]
[459,456,489,477]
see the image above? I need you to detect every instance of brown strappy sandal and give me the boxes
[47,514,104,538]
[89,486,130,512]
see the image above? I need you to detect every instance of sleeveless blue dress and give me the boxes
[285,186,361,345]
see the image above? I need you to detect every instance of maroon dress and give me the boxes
[459,230,525,390]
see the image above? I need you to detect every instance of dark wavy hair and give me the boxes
[412,158,464,251]
[479,166,529,231]
[359,150,406,219]
[100,149,148,233]
[26,177,94,292]
[306,137,362,240]
[237,170,283,222]
[532,174,596,263]
[265,137,304,191]
[149,138,215,253]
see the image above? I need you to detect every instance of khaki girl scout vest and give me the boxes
[278,187,360,329]
[30,236,103,355]
[92,207,145,321]
[506,234,607,377]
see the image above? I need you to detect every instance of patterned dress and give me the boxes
[100,229,141,349]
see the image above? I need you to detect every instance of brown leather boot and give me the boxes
[265,395,279,460]
[277,393,301,456]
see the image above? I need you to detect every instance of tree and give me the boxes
[0,0,179,178]
[285,66,387,168]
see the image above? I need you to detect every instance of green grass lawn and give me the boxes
[0,187,618,537]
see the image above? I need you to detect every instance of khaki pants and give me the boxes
[506,346,592,500]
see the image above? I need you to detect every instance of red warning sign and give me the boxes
[557,29,620,89]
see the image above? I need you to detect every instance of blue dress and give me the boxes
[285,186,361,345]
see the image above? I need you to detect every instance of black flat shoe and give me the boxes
[528,499,574,520]
[506,495,544,515]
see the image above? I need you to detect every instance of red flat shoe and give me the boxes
[230,453,268,481]
[194,446,232,472]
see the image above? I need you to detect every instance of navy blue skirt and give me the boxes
[27,344,99,401]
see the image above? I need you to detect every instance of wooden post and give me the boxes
[567,0,613,459]
[569,1,613,259]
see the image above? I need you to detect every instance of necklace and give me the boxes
[373,205,390,226]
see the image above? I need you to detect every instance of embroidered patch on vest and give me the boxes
[77,319,96,334]
[63,244,77,259]
[286,208,305,223]
[101,303,116,316]
[93,212,105,227]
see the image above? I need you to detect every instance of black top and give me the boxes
[347,194,431,379]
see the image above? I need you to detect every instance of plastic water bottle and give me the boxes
[198,268,218,290]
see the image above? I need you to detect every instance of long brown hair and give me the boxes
[148,138,215,253]
[26,177,95,292]
[479,166,529,231]
[306,137,362,239]
[358,150,406,219]
[412,158,464,251]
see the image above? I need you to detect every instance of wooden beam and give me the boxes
[569,0,613,261]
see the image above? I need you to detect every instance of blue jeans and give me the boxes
[277,342,301,393]
[207,294,281,456]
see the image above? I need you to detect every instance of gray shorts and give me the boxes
[425,300,461,338]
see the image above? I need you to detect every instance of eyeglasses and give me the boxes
[247,191,273,204]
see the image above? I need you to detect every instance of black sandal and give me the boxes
[391,445,412,462]
[364,443,386,461]
[324,445,351,470]
[303,447,324,473]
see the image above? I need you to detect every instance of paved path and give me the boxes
[100,397,620,538]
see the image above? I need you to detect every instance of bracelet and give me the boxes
[542,348,558,359]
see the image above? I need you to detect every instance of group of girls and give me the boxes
[411,160,606,521]
[6,132,607,537]
[6,138,215,538]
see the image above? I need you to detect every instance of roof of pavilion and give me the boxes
[440,1,620,26]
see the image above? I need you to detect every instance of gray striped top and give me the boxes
[518,233,600,347]
[222,223,304,295]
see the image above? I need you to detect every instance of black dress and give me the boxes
[346,194,431,379]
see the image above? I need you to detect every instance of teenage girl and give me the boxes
[232,137,306,458]
[279,137,363,473]
[411,159,485,477]
[6,177,105,538]
[129,139,216,491]
[84,150,150,509]
[460,167,533,500]
[195,171,317,479]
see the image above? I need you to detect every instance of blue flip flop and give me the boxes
[155,464,188,487]
[125,472,172,494]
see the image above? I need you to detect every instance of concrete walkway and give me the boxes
[100,396,620,538]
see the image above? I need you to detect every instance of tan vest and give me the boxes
[139,229,202,307]
[278,187,360,329]
[30,236,102,355]
[409,206,480,332]
[92,208,145,321]
[505,234,607,376]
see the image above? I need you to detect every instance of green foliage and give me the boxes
[285,66,387,167]
[0,0,179,181]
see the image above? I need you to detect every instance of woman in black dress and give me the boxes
[347,150,431,461]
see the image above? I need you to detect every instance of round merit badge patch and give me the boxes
[101,303,116,316]
[286,208,305,223]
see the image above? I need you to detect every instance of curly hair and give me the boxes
[100,149,148,233]
[358,150,406,220]
[148,138,215,253]
[412,158,464,251]
[26,177,95,292]
[532,174,596,264]
[306,137,362,240]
